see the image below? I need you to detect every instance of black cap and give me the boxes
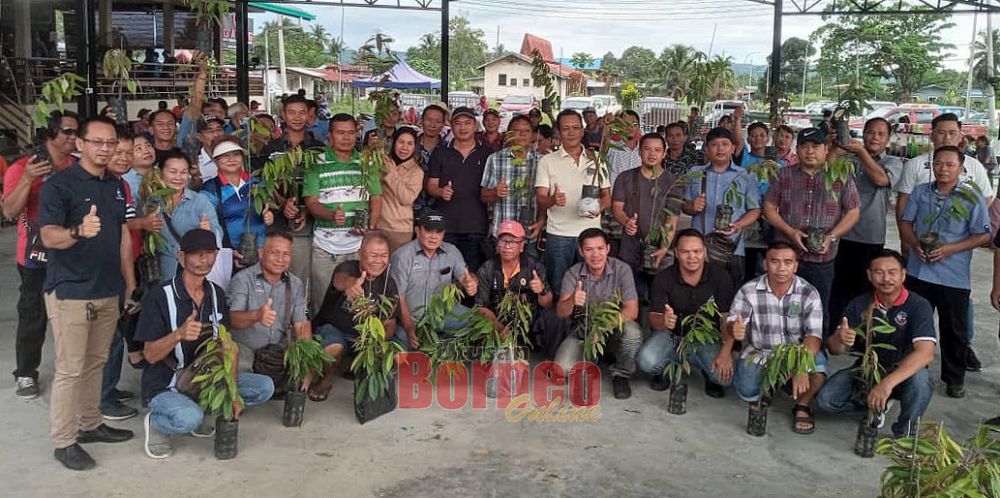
[705,126,734,144]
[179,228,219,252]
[196,115,226,133]
[797,127,827,145]
[451,107,477,121]
[416,210,447,230]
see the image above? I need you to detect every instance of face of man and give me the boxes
[665,126,687,151]
[132,136,156,168]
[359,239,390,277]
[497,234,525,263]
[867,256,905,297]
[259,236,292,277]
[932,150,963,186]
[385,106,400,127]
[203,103,225,119]
[422,109,445,136]
[748,127,769,152]
[537,136,554,154]
[50,116,79,156]
[179,249,218,277]
[764,247,798,286]
[508,119,532,149]
[796,141,828,168]
[718,116,733,130]
[198,121,224,150]
[76,122,118,167]
[452,115,477,141]
[416,226,445,254]
[583,111,597,128]
[161,158,190,191]
[559,113,584,150]
[107,139,134,176]
[579,235,610,273]
[483,113,501,133]
[775,129,794,150]
[931,120,962,148]
[623,114,640,137]
[863,121,890,156]
[674,235,706,274]
[151,113,177,144]
[706,138,734,166]
[639,137,666,168]
[330,120,357,154]
[283,103,309,133]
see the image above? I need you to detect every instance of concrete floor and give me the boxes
[1,223,998,498]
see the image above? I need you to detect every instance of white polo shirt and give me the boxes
[534,147,611,237]
[896,152,994,198]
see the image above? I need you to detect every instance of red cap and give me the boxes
[497,220,526,238]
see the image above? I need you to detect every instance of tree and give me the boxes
[254,20,334,69]
[329,37,346,62]
[689,55,737,107]
[490,43,506,59]
[972,29,999,92]
[811,8,954,101]
[600,51,621,77]
[308,24,330,51]
[570,52,595,70]
[406,16,487,91]
[618,46,658,83]
[406,33,441,62]
[658,44,702,101]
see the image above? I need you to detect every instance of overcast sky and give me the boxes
[250,1,985,71]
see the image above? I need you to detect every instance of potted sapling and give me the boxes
[917,180,981,257]
[282,336,334,427]
[254,146,320,234]
[580,115,630,218]
[745,343,816,437]
[663,298,722,415]
[355,89,396,231]
[464,290,534,400]
[639,168,688,273]
[137,172,176,287]
[851,306,897,457]
[350,294,405,424]
[503,129,537,230]
[101,48,139,126]
[575,292,623,405]
[803,157,855,254]
[190,324,243,460]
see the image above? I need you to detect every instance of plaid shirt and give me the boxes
[728,275,823,359]
[663,148,704,177]
[481,146,540,237]
[764,164,860,263]
[607,140,641,188]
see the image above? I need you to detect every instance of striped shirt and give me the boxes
[304,149,382,255]
[727,275,823,359]
[480,146,540,237]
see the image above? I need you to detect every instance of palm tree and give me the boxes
[972,29,1000,91]
[329,37,346,62]
[570,52,595,70]
[658,44,702,101]
[705,55,737,101]
[309,24,330,51]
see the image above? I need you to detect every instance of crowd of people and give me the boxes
[4,56,1000,471]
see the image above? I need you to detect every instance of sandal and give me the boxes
[308,390,328,402]
[792,404,816,434]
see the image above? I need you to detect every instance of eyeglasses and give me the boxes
[499,239,524,247]
[59,128,78,136]
[81,138,120,149]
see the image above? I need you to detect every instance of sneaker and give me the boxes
[649,374,670,392]
[704,380,725,399]
[946,384,966,399]
[191,416,215,438]
[143,413,173,459]
[78,423,134,444]
[966,348,982,372]
[112,389,135,403]
[54,443,96,471]
[612,376,632,400]
[15,376,39,399]
[101,402,138,421]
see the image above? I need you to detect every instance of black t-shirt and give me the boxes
[474,255,549,311]
[38,163,127,299]
[842,289,937,371]
[313,261,399,339]
[252,132,326,235]
[134,275,229,406]
[427,141,491,234]
[648,263,735,336]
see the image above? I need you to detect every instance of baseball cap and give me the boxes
[212,138,245,158]
[797,127,827,145]
[705,127,734,144]
[497,220,526,239]
[451,107,477,121]
[196,115,226,133]
[417,210,447,230]
[179,228,219,252]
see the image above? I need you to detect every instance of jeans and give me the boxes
[100,325,126,411]
[14,265,48,380]
[734,349,828,402]
[815,367,933,437]
[545,234,579,296]
[636,331,731,386]
[796,260,835,334]
[316,323,409,354]
[906,278,970,386]
[554,320,643,379]
[444,233,487,273]
[830,240,882,327]
[148,373,274,435]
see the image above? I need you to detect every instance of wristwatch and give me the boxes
[69,225,80,240]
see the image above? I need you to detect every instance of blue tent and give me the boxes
[352,59,441,89]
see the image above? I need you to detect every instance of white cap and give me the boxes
[212,140,245,159]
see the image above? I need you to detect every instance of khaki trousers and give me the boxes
[44,293,120,448]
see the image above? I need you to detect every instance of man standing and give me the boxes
[898,146,990,398]
[606,110,642,188]
[816,249,935,437]
[478,108,505,154]
[2,111,78,399]
[304,113,382,310]
[763,127,860,323]
[38,117,136,470]
[414,104,447,217]
[481,115,542,257]
[684,127,762,284]
[554,228,641,399]
[735,121,771,169]
[149,109,181,165]
[427,106,491,272]
[686,106,704,142]
[663,122,703,177]
[582,107,603,150]
[535,109,612,295]
[637,230,736,396]
[774,125,799,167]
[829,117,904,323]
[194,115,225,182]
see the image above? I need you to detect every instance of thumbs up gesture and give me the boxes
[346,270,367,299]
[732,313,746,341]
[460,268,478,296]
[333,204,346,226]
[573,280,587,307]
[442,181,455,201]
[496,175,508,198]
[663,304,678,330]
[552,184,566,207]
[177,309,201,341]
[79,205,102,238]
[529,270,544,294]
[259,298,277,327]
[198,213,211,231]
[837,317,856,347]
[624,213,639,236]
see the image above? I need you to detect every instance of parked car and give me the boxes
[704,100,745,127]
[590,94,622,116]
[499,94,538,118]
[804,100,837,114]
[448,91,480,110]
[638,97,681,131]
[562,96,596,116]
[848,104,988,137]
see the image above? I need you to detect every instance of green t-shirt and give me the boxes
[303,149,382,255]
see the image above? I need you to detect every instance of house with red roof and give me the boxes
[473,33,583,102]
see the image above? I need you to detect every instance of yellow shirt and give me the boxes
[534,147,611,237]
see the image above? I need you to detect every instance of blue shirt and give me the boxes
[901,182,990,290]
[739,143,786,196]
[201,175,266,251]
[685,162,761,256]
[122,169,144,211]
[159,188,223,279]
[309,120,329,145]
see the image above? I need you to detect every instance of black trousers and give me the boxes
[14,265,48,380]
[830,239,884,327]
[907,277,969,387]
[445,233,487,273]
